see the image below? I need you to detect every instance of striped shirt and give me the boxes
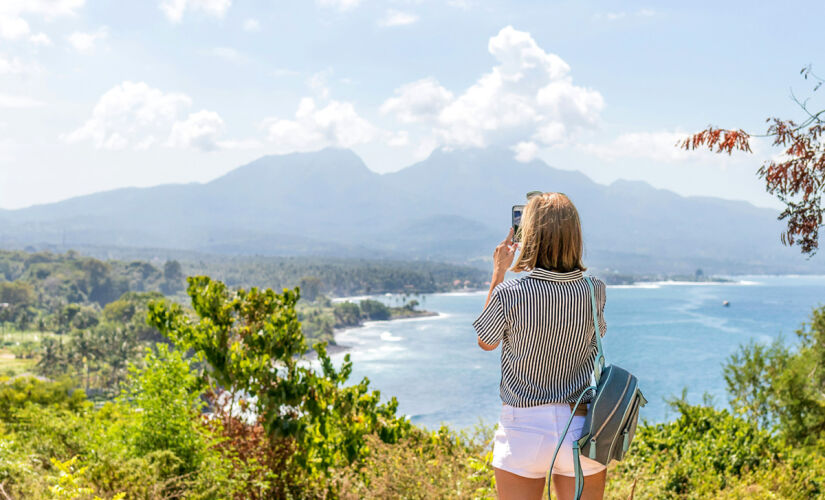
[473,268,607,407]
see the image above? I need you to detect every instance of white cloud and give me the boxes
[0,0,84,41]
[512,141,538,162]
[262,97,377,153]
[63,81,250,152]
[0,16,29,39]
[381,78,454,123]
[242,18,260,32]
[67,27,107,52]
[0,55,40,75]
[159,0,231,23]
[168,110,224,151]
[0,0,85,18]
[63,81,191,150]
[308,69,333,99]
[580,130,771,173]
[317,0,362,11]
[29,32,51,45]
[387,130,409,147]
[581,131,698,163]
[0,93,45,108]
[381,26,604,154]
[379,10,419,27]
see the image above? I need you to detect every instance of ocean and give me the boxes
[330,275,825,430]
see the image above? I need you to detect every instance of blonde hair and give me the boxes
[511,192,586,273]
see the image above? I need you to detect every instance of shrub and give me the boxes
[359,299,390,320]
[119,343,207,476]
[147,277,412,490]
[608,400,825,499]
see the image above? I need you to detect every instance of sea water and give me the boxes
[331,276,825,430]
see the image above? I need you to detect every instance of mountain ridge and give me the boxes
[0,147,817,274]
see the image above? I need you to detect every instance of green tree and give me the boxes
[161,260,184,295]
[724,305,825,445]
[333,301,361,326]
[147,276,410,481]
[0,281,34,306]
[298,276,322,302]
[359,299,390,320]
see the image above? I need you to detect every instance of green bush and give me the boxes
[147,276,413,491]
[0,376,86,421]
[608,400,825,499]
[724,306,825,447]
[119,344,207,476]
[359,299,390,320]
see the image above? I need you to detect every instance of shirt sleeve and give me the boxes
[596,279,607,337]
[473,289,508,345]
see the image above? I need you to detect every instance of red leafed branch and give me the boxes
[678,67,825,255]
[758,118,825,254]
[679,127,752,154]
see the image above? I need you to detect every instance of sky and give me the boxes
[0,0,823,210]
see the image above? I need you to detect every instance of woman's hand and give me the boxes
[492,227,518,280]
[483,228,518,309]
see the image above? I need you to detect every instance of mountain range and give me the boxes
[0,147,820,274]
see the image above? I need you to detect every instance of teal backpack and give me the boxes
[546,276,647,500]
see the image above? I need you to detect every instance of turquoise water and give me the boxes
[331,276,825,430]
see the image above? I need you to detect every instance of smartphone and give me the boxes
[512,205,525,242]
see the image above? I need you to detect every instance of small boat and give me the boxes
[723,300,730,307]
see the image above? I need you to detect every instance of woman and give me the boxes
[473,192,607,500]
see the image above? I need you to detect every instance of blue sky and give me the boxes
[0,0,823,209]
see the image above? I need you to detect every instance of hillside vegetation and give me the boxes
[0,250,823,498]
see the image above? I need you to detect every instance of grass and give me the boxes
[0,350,38,377]
[0,329,58,378]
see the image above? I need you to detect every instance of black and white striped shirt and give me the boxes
[473,268,607,407]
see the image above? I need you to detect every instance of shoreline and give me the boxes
[308,309,440,358]
[326,274,781,302]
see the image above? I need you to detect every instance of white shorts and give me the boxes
[492,403,607,479]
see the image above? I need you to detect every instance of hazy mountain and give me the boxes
[0,147,819,274]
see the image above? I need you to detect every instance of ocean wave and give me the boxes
[380,331,403,342]
[609,283,661,289]
[330,295,374,303]
[615,279,761,288]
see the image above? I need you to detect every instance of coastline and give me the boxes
[308,309,440,358]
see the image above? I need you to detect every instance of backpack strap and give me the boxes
[545,276,604,500]
[573,441,584,499]
[584,276,606,384]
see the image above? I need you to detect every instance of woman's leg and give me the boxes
[494,467,545,500]
[551,469,606,500]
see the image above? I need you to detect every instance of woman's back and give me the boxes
[475,192,608,499]
[474,268,606,407]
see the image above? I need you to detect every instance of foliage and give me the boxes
[49,456,125,500]
[7,264,825,498]
[120,344,207,475]
[724,305,825,446]
[181,254,487,297]
[681,67,825,254]
[0,376,86,421]
[607,401,825,499]
[34,292,165,395]
[358,299,390,320]
[334,425,496,499]
[147,276,413,486]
